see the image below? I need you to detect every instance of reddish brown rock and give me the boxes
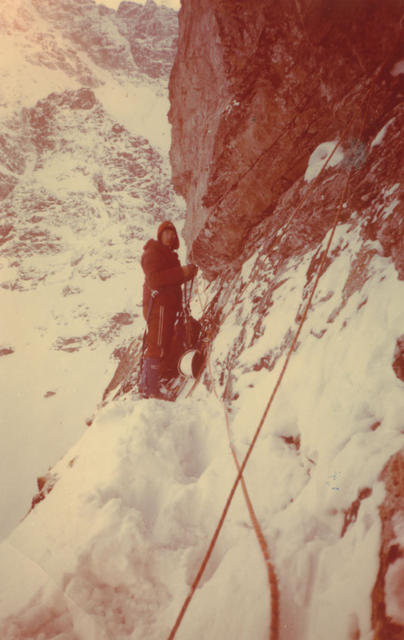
[393,336,404,383]
[372,450,404,639]
[169,0,404,278]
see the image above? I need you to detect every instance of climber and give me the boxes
[140,220,197,398]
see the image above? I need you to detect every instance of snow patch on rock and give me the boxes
[371,118,396,148]
[304,141,345,183]
[385,514,404,626]
[391,59,404,76]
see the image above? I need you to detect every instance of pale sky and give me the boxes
[96,0,180,10]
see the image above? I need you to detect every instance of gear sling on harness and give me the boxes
[174,278,204,379]
[140,276,204,395]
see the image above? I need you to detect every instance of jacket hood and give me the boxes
[157,221,180,250]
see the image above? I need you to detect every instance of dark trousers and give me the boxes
[140,303,179,395]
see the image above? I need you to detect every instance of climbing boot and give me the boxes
[140,357,161,398]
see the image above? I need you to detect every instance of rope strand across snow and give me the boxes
[208,356,280,640]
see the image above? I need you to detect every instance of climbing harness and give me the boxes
[176,277,206,380]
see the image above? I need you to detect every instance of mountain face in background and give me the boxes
[1,1,404,639]
[0,0,180,540]
[1,0,178,287]
[1,0,178,290]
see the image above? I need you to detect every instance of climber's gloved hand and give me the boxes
[183,263,198,279]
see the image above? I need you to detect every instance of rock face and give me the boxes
[169,0,404,278]
[372,451,404,639]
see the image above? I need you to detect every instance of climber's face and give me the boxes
[161,228,177,248]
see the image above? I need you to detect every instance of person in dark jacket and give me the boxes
[140,220,197,397]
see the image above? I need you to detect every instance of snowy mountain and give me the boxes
[0,0,181,540]
[1,1,404,639]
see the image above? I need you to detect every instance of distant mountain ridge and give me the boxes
[0,0,179,291]
[1,0,177,81]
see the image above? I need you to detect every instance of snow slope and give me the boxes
[1,206,403,638]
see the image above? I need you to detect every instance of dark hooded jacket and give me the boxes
[141,238,186,319]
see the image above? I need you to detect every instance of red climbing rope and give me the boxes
[206,353,279,640]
